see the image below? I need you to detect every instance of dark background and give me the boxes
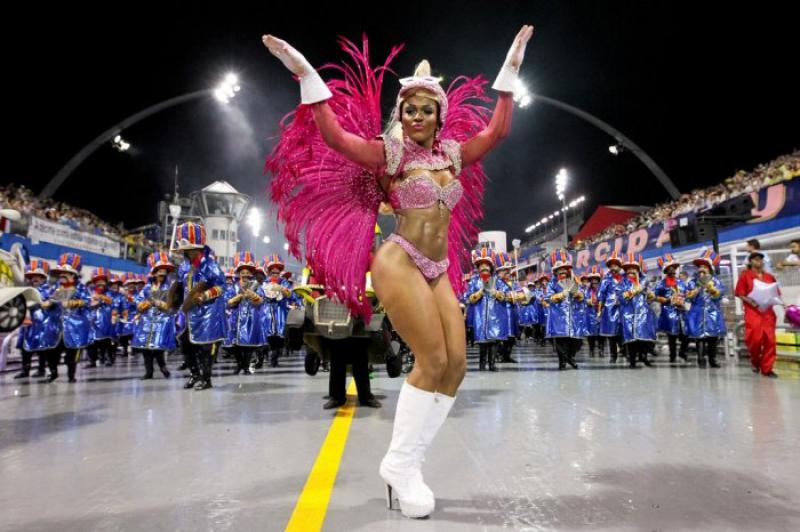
[7,1,798,244]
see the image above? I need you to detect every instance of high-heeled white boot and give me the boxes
[414,392,455,485]
[379,380,437,518]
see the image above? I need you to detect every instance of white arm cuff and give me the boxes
[492,63,519,93]
[299,69,333,104]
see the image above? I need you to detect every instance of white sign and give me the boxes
[28,217,121,258]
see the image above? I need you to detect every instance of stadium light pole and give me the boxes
[555,168,569,244]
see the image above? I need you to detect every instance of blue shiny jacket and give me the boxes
[261,278,291,338]
[57,283,92,349]
[23,284,62,352]
[654,278,688,335]
[620,276,657,343]
[583,285,601,336]
[532,287,547,325]
[132,281,177,350]
[177,249,227,344]
[114,292,137,337]
[517,287,535,326]
[464,274,478,329]
[505,279,520,337]
[685,275,727,338]
[545,277,587,338]
[223,283,238,346]
[225,282,267,347]
[467,275,509,342]
[597,272,625,336]
[88,288,115,341]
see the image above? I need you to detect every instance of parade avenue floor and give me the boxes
[1,343,798,532]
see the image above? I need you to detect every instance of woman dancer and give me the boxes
[263,25,533,518]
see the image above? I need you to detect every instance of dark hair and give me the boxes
[746,238,761,249]
[791,239,800,246]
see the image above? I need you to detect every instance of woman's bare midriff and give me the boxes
[377,168,455,263]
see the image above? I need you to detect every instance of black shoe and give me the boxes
[762,371,778,379]
[183,376,199,389]
[141,375,154,380]
[679,353,688,361]
[13,371,29,379]
[629,362,637,369]
[568,359,578,369]
[233,368,242,375]
[161,369,171,378]
[68,377,77,383]
[752,366,760,373]
[698,360,707,368]
[104,362,114,367]
[643,360,654,367]
[558,364,566,370]
[359,397,382,408]
[708,360,721,368]
[669,357,677,363]
[177,362,188,371]
[34,369,46,377]
[610,356,617,364]
[42,374,58,383]
[504,356,518,363]
[323,398,346,410]
[193,380,213,391]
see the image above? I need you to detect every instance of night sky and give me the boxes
[10,1,797,249]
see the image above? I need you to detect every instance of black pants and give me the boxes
[533,324,546,344]
[118,335,131,356]
[230,346,254,373]
[696,337,719,365]
[667,334,688,361]
[603,334,623,359]
[48,341,80,380]
[328,341,374,403]
[587,335,605,356]
[268,336,284,366]
[88,338,113,365]
[142,350,169,377]
[478,342,497,371]
[625,340,653,367]
[554,337,581,368]
[466,326,475,347]
[180,334,216,382]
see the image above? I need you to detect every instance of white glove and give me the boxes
[262,34,333,104]
[492,24,534,92]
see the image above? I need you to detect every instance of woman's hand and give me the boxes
[262,35,311,77]
[504,25,534,72]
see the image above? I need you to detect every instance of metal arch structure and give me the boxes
[39,89,213,199]
[532,93,681,200]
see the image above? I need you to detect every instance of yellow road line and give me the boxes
[285,379,358,531]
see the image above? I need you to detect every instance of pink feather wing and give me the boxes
[265,35,403,319]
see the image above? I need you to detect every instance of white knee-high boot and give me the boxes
[415,392,455,478]
[379,380,437,518]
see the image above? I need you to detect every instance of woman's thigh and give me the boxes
[371,241,447,376]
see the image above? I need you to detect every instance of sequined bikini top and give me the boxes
[381,134,464,212]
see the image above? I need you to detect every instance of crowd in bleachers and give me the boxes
[575,150,799,249]
[0,183,159,250]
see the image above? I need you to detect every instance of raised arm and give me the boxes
[263,34,385,172]
[310,103,386,172]
[461,92,513,167]
[462,25,533,167]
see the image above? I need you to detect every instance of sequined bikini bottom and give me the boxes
[386,233,449,282]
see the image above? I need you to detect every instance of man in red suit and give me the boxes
[735,251,780,378]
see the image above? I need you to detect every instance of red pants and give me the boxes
[744,312,776,374]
